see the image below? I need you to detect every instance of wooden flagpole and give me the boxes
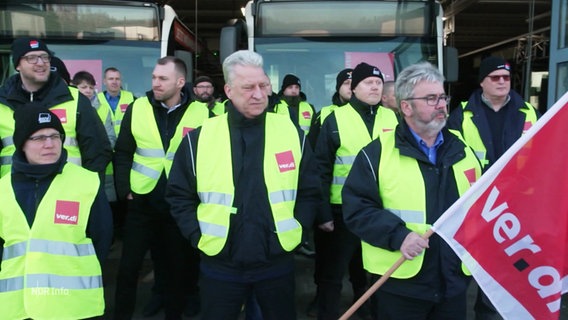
[338,229,435,320]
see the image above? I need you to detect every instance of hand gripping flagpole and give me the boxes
[338,228,435,320]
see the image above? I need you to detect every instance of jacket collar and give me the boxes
[349,95,379,115]
[225,100,266,128]
[395,120,467,166]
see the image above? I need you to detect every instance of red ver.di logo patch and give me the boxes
[275,150,296,173]
[49,109,68,124]
[54,200,80,225]
[182,127,195,137]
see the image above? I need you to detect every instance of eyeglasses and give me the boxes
[22,54,51,64]
[404,95,451,106]
[195,85,213,89]
[28,133,64,142]
[487,75,511,82]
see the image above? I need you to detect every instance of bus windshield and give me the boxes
[0,3,158,40]
[257,36,438,109]
[0,2,165,96]
[47,41,160,98]
[258,1,432,37]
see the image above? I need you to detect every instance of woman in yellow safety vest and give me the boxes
[0,104,112,320]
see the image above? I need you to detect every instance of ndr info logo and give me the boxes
[31,285,70,296]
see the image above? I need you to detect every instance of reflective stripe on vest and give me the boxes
[0,136,13,169]
[0,87,81,176]
[0,274,102,292]
[2,239,95,260]
[331,105,398,204]
[460,101,538,168]
[275,100,313,134]
[130,97,209,194]
[98,90,135,136]
[195,113,303,256]
[0,163,104,319]
[361,130,481,278]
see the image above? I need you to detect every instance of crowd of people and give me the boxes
[0,37,540,320]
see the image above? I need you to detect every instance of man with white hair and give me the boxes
[167,50,319,320]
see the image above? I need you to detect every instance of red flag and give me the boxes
[433,93,568,319]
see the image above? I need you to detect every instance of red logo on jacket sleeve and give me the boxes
[275,150,296,173]
[54,200,79,225]
[302,111,312,120]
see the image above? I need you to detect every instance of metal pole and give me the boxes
[195,0,198,76]
[523,0,535,101]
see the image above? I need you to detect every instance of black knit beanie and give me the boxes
[13,103,65,151]
[478,56,511,83]
[335,68,353,92]
[11,37,51,67]
[280,74,301,93]
[50,56,71,84]
[351,63,384,90]
[194,76,214,87]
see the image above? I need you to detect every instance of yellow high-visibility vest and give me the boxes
[0,163,104,319]
[331,105,398,204]
[460,101,538,168]
[97,90,135,135]
[130,97,209,194]
[188,100,225,116]
[0,87,81,177]
[195,113,303,256]
[275,100,314,134]
[319,104,338,125]
[361,130,481,278]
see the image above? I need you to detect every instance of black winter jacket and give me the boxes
[166,102,320,281]
[0,149,113,269]
[342,120,477,302]
[0,73,112,174]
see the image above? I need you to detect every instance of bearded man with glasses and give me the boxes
[191,75,226,116]
[342,61,482,320]
[448,57,540,319]
[0,37,111,180]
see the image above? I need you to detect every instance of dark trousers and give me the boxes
[200,271,296,320]
[113,197,196,320]
[374,290,467,320]
[110,200,127,240]
[316,215,368,320]
[149,238,200,298]
[474,283,502,320]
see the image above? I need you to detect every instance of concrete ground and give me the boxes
[100,240,567,320]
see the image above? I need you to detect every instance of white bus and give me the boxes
[0,0,217,97]
[220,0,457,109]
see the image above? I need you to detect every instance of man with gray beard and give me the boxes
[342,62,482,319]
